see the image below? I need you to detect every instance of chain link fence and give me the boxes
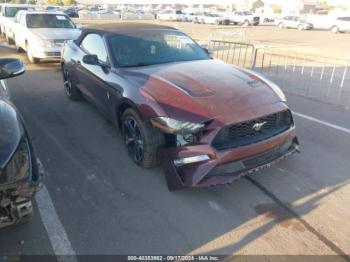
[208,40,350,108]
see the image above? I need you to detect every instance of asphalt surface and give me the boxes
[0,37,350,258]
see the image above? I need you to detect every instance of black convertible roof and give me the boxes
[75,22,178,44]
[86,22,176,33]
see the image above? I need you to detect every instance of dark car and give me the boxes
[61,23,299,191]
[0,58,40,227]
[64,7,79,18]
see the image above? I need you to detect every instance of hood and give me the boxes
[31,28,81,40]
[122,60,282,123]
[0,100,24,168]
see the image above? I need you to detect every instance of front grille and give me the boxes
[54,39,66,44]
[45,52,61,57]
[212,110,293,150]
[207,139,296,177]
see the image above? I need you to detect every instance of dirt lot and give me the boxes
[76,19,350,60]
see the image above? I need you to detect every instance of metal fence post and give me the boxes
[251,47,258,69]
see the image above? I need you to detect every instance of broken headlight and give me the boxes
[0,139,30,184]
[151,117,205,134]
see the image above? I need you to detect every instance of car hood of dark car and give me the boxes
[0,100,23,168]
[121,59,282,123]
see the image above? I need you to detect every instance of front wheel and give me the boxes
[122,108,164,168]
[298,24,303,31]
[26,43,40,64]
[278,23,284,29]
[242,20,249,27]
[5,34,14,45]
[14,36,23,53]
[331,26,339,33]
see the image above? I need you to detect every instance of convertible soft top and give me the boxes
[75,23,177,45]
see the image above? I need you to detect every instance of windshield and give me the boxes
[109,31,210,68]
[26,14,75,29]
[4,7,29,17]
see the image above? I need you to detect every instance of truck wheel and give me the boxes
[298,24,303,31]
[5,34,14,45]
[62,65,82,101]
[14,37,23,53]
[331,26,339,33]
[278,23,284,29]
[242,20,249,27]
[122,108,164,168]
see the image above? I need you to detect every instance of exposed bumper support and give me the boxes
[160,128,299,191]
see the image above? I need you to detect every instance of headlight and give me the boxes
[0,139,30,183]
[36,38,55,48]
[150,117,205,134]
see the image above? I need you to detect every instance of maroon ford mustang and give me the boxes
[61,23,299,191]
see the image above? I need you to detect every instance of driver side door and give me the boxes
[77,33,113,119]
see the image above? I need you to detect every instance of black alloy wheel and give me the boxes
[123,116,144,163]
[63,66,82,100]
[121,108,165,168]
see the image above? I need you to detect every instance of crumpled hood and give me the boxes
[31,28,81,40]
[0,100,23,168]
[122,60,282,122]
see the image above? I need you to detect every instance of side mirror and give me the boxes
[202,47,213,56]
[0,58,25,80]
[83,54,99,65]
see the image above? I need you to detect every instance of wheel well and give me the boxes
[117,102,132,129]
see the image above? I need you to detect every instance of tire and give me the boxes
[242,20,249,27]
[278,23,284,29]
[331,26,339,33]
[26,43,40,64]
[62,64,82,101]
[5,34,14,45]
[14,37,23,53]
[298,24,303,31]
[121,108,164,168]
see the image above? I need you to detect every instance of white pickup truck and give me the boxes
[226,11,260,26]
[12,10,81,63]
[0,4,35,44]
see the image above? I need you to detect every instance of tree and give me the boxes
[62,0,76,6]
[46,0,63,6]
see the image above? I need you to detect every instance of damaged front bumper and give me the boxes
[0,154,41,228]
[160,127,299,191]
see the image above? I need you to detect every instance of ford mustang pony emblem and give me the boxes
[252,121,267,131]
